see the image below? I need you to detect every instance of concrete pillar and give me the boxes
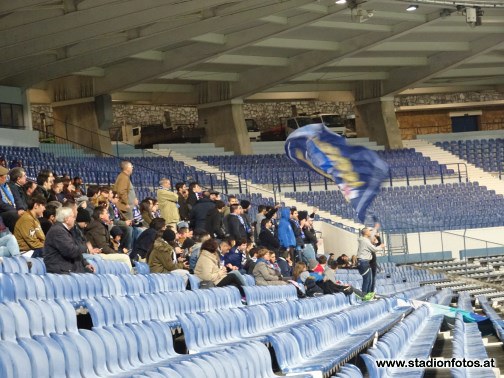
[52,101,113,156]
[21,89,33,131]
[198,100,252,155]
[355,97,403,149]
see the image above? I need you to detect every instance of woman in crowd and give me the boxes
[194,238,246,294]
[252,248,286,286]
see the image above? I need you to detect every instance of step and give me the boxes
[404,139,504,195]
[158,148,364,231]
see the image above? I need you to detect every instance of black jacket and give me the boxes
[225,214,247,242]
[303,226,318,252]
[178,194,190,221]
[44,222,89,274]
[190,198,215,230]
[205,207,225,239]
[258,229,280,251]
[131,228,157,260]
[8,182,27,211]
[84,219,115,254]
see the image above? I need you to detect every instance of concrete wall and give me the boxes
[398,227,504,261]
[0,128,39,147]
[198,103,252,155]
[316,221,359,257]
[52,102,112,156]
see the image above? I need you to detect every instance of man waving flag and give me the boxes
[285,123,389,223]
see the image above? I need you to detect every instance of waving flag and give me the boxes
[285,123,389,222]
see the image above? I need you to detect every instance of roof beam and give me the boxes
[230,11,445,99]
[293,72,389,81]
[92,3,346,95]
[1,0,315,87]
[0,0,55,14]
[381,35,504,96]
[331,57,427,67]
[254,38,340,51]
[208,55,288,66]
[369,42,470,52]
[436,66,504,78]
[311,20,391,32]
[0,0,231,62]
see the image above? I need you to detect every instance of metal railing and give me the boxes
[380,226,504,277]
[29,111,283,204]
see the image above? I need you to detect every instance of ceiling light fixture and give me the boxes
[335,0,347,4]
[406,4,418,11]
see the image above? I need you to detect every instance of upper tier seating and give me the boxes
[197,148,454,185]
[0,146,223,192]
[435,138,504,174]
[285,182,504,231]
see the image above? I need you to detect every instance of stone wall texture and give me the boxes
[31,91,504,141]
[394,91,504,106]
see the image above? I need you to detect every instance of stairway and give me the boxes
[404,139,504,196]
[148,147,363,230]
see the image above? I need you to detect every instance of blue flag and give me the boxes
[285,124,389,223]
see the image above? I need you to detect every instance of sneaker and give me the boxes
[363,292,375,301]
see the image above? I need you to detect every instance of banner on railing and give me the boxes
[285,124,389,222]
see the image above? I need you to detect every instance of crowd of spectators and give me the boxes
[0,159,382,299]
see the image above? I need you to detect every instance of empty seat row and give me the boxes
[0,297,302,378]
[270,298,412,376]
[86,286,244,330]
[332,364,364,378]
[451,313,495,378]
[457,292,473,312]
[0,272,186,306]
[86,256,131,275]
[0,256,29,274]
[361,305,444,378]
[477,295,504,342]
[243,284,297,305]
[397,285,437,301]
[428,288,453,306]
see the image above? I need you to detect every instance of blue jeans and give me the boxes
[358,259,373,294]
[0,233,20,257]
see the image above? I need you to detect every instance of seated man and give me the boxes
[147,228,190,283]
[131,218,166,261]
[43,207,95,274]
[14,195,46,257]
[0,165,20,233]
[84,207,132,270]
[0,215,20,257]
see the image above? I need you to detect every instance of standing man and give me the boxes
[175,182,190,221]
[356,227,384,296]
[114,161,136,221]
[157,178,180,230]
[225,204,248,242]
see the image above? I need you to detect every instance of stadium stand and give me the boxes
[1,136,503,378]
[0,254,475,378]
[285,182,504,231]
[435,139,504,174]
[196,148,454,185]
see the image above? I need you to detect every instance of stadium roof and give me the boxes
[2,0,504,104]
